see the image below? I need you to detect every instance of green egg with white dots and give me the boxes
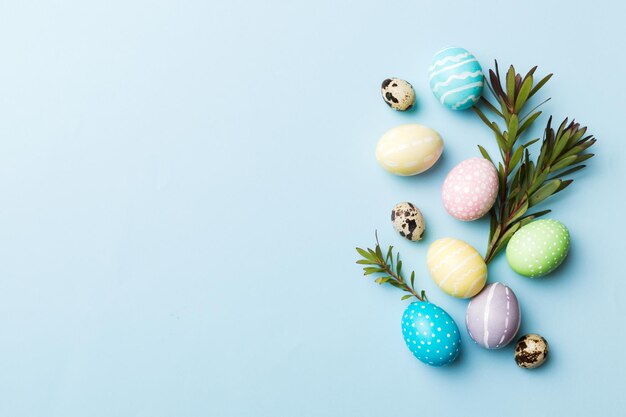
[506,219,570,278]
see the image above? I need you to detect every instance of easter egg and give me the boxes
[402,301,461,366]
[381,78,415,111]
[375,124,444,176]
[514,334,549,369]
[428,47,484,110]
[442,157,499,221]
[427,238,487,298]
[466,282,521,349]
[391,202,425,241]
[506,219,570,277]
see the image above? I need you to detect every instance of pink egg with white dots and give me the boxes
[442,157,499,221]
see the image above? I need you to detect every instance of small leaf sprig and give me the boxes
[473,62,596,263]
[355,232,427,301]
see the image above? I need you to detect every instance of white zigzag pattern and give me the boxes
[428,58,478,79]
[452,94,479,110]
[429,52,470,71]
[432,71,483,92]
[439,82,484,104]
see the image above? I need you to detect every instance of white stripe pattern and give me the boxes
[452,95,479,110]
[432,71,483,92]
[428,58,478,79]
[439,82,484,104]
[482,283,499,348]
[429,52,471,71]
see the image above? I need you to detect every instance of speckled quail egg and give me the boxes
[391,202,425,241]
[514,334,549,369]
[381,78,415,111]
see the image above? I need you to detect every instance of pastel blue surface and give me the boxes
[0,1,624,416]
[402,301,461,366]
[429,47,484,110]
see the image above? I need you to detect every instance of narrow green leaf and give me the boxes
[529,73,553,98]
[375,276,391,284]
[518,111,542,135]
[506,66,516,101]
[401,294,413,301]
[550,155,577,172]
[396,260,402,276]
[514,75,533,112]
[506,199,528,226]
[478,145,493,163]
[480,96,504,118]
[529,179,561,206]
[356,247,376,262]
[356,259,377,265]
[410,271,415,289]
[573,153,595,164]
[507,114,519,145]
[548,165,586,180]
[364,267,385,275]
[509,145,525,169]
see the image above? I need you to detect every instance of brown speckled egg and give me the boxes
[391,202,425,241]
[514,334,549,369]
[381,78,415,111]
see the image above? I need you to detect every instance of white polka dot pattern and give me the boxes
[402,301,461,366]
[506,219,570,278]
[441,157,499,221]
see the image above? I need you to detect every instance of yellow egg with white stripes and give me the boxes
[427,238,487,298]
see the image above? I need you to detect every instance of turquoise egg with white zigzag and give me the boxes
[428,47,484,110]
[401,301,461,366]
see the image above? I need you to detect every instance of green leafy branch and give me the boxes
[355,232,427,301]
[473,62,596,263]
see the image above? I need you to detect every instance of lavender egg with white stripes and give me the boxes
[466,282,521,349]
[428,47,484,110]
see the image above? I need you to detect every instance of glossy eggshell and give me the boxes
[402,301,461,366]
[442,157,499,221]
[427,238,487,298]
[429,47,484,110]
[506,219,570,277]
[375,124,444,176]
[466,282,521,349]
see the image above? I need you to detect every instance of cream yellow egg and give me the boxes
[375,124,444,176]
[427,238,487,298]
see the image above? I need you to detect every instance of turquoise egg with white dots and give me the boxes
[506,219,570,278]
[428,47,484,110]
[401,301,461,366]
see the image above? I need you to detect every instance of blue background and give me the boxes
[0,1,623,416]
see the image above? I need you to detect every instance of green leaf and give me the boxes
[356,247,377,262]
[509,145,525,169]
[514,75,533,112]
[396,260,402,276]
[529,73,553,98]
[550,155,577,172]
[518,111,542,135]
[507,114,519,146]
[410,271,415,289]
[519,209,552,226]
[478,145,493,163]
[506,199,528,226]
[421,290,428,302]
[480,96,504,118]
[364,267,385,275]
[506,66,516,101]
[474,106,498,132]
[375,276,391,284]
[549,165,586,180]
[573,153,595,164]
[375,244,383,260]
[356,259,377,265]
[529,179,562,206]
[401,294,413,301]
